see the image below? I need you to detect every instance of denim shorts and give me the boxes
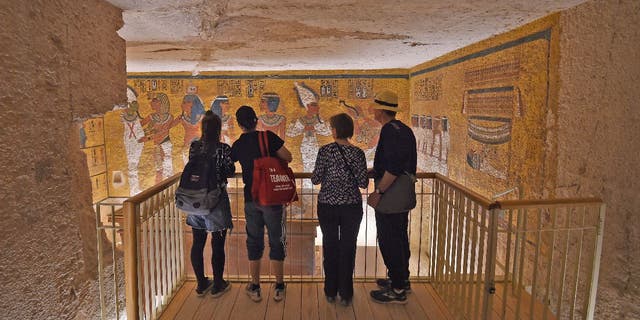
[186,190,233,232]
[244,201,286,261]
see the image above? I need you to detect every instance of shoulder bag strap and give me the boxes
[335,143,359,189]
[205,142,221,189]
[258,131,265,157]
[262,131,271,157]
[213,143,223,186]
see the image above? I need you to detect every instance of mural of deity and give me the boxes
[139,92,180,183]
[178,94,205,164]
[287,82,331,174]
[340,100,380,167]
[122,86,145,195]
[415,114,449,174]
[210,95,235,144]
[256,92,287,138]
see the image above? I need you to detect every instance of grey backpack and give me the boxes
[175,142,222,215]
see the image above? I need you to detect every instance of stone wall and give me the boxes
[557,0,640,318]
[0,0,126,318]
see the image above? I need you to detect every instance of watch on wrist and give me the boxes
[375,188,384,195]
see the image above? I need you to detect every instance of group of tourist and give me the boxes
[185,89,417,306]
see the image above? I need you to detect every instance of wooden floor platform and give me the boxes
[159,281,453,320]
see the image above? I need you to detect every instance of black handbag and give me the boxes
[372,172,417,214]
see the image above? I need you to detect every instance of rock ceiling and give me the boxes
[105,0,585,72]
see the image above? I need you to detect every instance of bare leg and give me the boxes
[271,260,284,283]
[250,260,261,285]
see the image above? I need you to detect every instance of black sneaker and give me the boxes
[195,278,214,296]
[375,278,412,293]
[370,287,408,304]
[211,280,231,298]
[273,282,286,302]
[245,283,262,302]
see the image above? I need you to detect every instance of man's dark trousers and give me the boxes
[376,211,410,289]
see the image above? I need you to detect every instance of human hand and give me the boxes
[367,192,381,208]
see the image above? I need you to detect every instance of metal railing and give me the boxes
[116,172,604,320]
[429,173,605,320]
[95,197,129,320]
[123,174,185,320]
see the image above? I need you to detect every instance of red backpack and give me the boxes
[251,131,298,206]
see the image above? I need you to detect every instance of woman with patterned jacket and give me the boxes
[311,113,368,306]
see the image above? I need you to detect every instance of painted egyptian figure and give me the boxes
[287,82,331,173]
[256,92,287,138]
[139,92,180,183]
[340,100,380,167]
[210,95,235,144]
[122,86,144,194]
[179,94,206,164]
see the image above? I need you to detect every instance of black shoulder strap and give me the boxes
[335,143,359,189]
[205,141,221,189]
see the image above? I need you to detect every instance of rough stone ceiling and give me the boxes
[106,0,586,72]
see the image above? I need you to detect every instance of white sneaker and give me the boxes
[273,283,286,302]
[245,283,262,302]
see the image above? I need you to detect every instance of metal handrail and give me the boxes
[119,172,605,320]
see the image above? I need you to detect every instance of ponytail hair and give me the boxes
[201,110,222,148]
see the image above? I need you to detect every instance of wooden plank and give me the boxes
[424,284,455,319]
[403,285,429,320]
[335,301,355,320]
[282,283,302,320]
[317,283,337,320]
[350,283,373,320]
[211,282,241,320]
[493,284,557,320]
[265,283,286,320]
[230,283,269,320]
[411,283,451,320]
[385,297,410,319]
[362,283,392,320]
[192,284,228,320]
[159,281,194,320]
[173,282,205,319]
[301,283,319,320]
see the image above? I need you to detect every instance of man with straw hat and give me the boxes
[367,89,417,304]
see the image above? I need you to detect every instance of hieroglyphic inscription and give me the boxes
[132,79,170,93]
[83,145,107,177]
[414,75,442,101]
[217,80,242,97]
[320,80,339,98]
[464,60,520,86]
[246,80,266,98]
[462,86,522,117]
[170,80,184,94]
[348,79,373,99]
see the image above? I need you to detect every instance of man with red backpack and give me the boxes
[231,106,293,302]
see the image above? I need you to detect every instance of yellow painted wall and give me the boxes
[80,117,108,203]
[102,16,560,200]
[409,15,560,199]
[106,71,408,196]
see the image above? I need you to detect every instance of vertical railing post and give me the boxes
[124,201,140,320]
[95,203,106,320]
[482,206,500,320]
[586,204,606,320]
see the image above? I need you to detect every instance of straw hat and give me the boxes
[372,89,401,112]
